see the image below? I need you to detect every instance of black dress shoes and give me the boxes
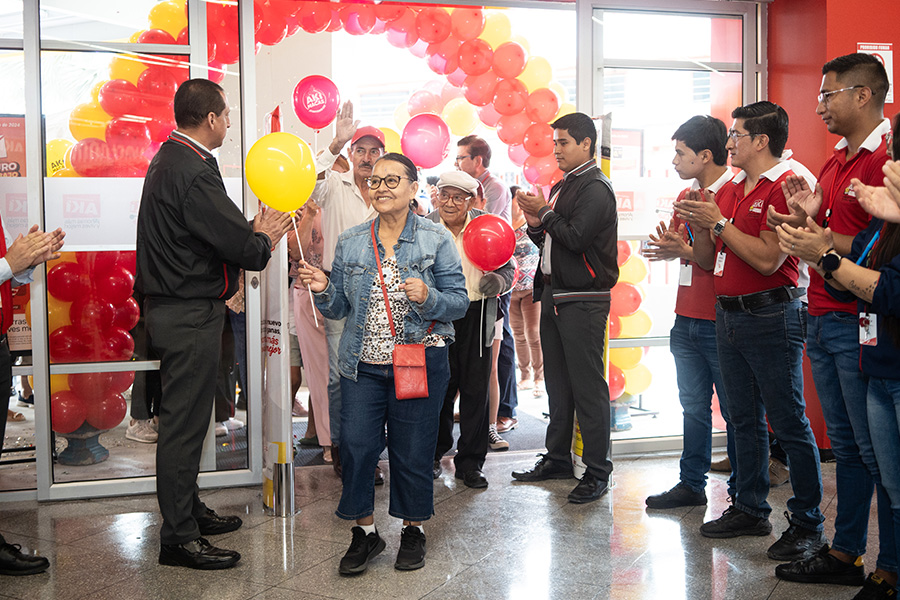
[456,469,489,489]
[159,537,241,570]
[196,508,243,536]
[374,465,385,486]
[567,473,609,504]
[512,455,574,482]
[0,536,50,576]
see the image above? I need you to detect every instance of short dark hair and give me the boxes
[823,53,890,108]
[551,112,596,157]
[672,115,728,166]
[731,101,789,158]
[173,79,226,129]
[375,152,418,183]
[457,135,491,168]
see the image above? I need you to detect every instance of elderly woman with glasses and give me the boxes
[298,153,468,576]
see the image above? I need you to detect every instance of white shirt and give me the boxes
[309,148,377,272]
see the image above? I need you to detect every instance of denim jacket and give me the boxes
[314,210,470,381]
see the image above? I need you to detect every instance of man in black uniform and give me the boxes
[136,79,291,570]
[513,112,619,504]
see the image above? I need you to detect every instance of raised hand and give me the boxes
[6,225,65,273]
[515,187,547,227]
[853,176,900,223]
[644,219,690,261]
[332,101,359,150]
[253,207,293,245]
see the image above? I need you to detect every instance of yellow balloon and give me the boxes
[509,35,530,54]
[68,102,112,141]
[519,57,553,93]
[623,363,652,396]
[148,0,188,39]
[51,168,78,177]
[480,12,511,50]
[50,373,70,393]
[619,254,648,284]
[46,139,73,176]
[619,310,652,338]
[109,55,146,86]
[380,127,402,155]
[246,133,316,212]
[394,103,411,131]
[129,30,144,43]
[549,81,568,103]
[609,346,642,371]
[556,102,576,120]
[47,294,73,331]
[441,97,478,136]
[90,80,107,102]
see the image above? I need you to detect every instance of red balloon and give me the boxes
[450,8,485,41]
[108,371,136,394]
[492,42,527,79]
[609,314,622,339]
[137,66,178,108]
[284,14,300,37]
[493,78,528,116]
[385,9,418,48]
[292,75,340,130]
[401,113,450,169]
[48,262,90,302]
[407,90,441,117]
[207,60,226,84]
[325,8,343,32]
[86,392,127,430]
[138,29,176,44]
[457,39,493,76]
[176,28,188,45]
[339,5,375,35]
[69,297,116,337]
[68,372,114,400]
[101,328,135,361]
[523,123,554,157]
[255,7,289,45]
[49,326,92,363]
[51,391,87,433]
[616,240,632,267]
[369,16,388,36]
[477,103,502,128]
[416,8,451,44]
[113,297,141,331]
[523,153,559,186]
[77,251,118,277]
[495,112,531,145]
[525,88,561,124]
[375,4,405,22]
[106,118,150,150]
[611,282,643,317]
[508,143,529,167]
[70,138,113,177]
[425,36,460,76]
[608,365,625,400]
[98,80,142,118]
[463,72,499,107]
[114,250,137,276]
[215,30,240,64]
[297,1,332,33]
[147,116,176,143]
[94,266,135,306]
[462,214,516,272]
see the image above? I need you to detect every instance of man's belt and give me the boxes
[717,286,805,312]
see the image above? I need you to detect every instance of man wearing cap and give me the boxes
[426,171,515,489]
[310,101,384,481]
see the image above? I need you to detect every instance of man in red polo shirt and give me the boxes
[676,101,826,562]
[643,115,736,509]
[770,53,898,598]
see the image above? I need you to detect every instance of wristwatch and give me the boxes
[712,218,727,237]
[818,249,841,280]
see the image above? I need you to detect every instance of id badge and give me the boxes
[679,263,693,286]
[713,251,726,277]
[859,313,878,346]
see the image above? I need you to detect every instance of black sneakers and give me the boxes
[338,527,385,576]
[699,506,772,538]
[775,544,865,586]
[645,482,707,509]
[0,536,50,576]
[853,573,898,599]
[395,527,426,571]
[767,512,827,561]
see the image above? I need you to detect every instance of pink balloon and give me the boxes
[457,38,493,76]
[408,90,441,116]
[495,112,531,145]
[493,78,528,116]
[611,282,643,317]
[492,42,528,79]
[477,103,502,128]
[462,214,516,272]
[408,38,429,59]
[401,113,450,169]
[292,75,340,130]
[508,143,530,167]
[339,5,375,35]
[523,154,559,186]
[446,67,467,87]
[385,9,418,48]
[523,123,554,157]
[463,72,499,107]
[425,36,460,75]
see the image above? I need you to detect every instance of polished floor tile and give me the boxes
[0,452,883,600]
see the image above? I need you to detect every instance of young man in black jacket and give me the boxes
[512,112,619,504]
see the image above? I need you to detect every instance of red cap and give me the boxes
[351,126,385,148]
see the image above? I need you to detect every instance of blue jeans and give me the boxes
[669,315,735,495]
[867,377,900,591]
[808,313,896,570]
[325,316,346,447]
[336,346,450,522]
[716,300,824,530]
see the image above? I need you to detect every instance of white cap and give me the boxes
[436,171,479,195]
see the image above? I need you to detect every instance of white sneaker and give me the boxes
[488,424,509,451]
[125,418,158,443]
[222,418,244,431]
[215,422,227,436]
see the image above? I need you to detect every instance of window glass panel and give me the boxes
[40,0,188,45]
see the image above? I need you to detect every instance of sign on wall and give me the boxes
[858,42,893,103]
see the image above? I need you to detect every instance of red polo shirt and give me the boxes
[714,162,799,297]
[808,119,891,316]
[674,169,734,320]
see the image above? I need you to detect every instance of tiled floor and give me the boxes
[0,451,872,600]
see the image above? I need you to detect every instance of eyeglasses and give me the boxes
[728,130,754,141]
[439,191,472,206]
[455,155,471,162]
[365,175,412,189]
[817,85,864,105]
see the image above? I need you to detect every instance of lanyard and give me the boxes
[856,225,884,267]
[823,156,861,228]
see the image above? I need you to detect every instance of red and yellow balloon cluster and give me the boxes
[607,241,653,401]
[46,251,139,366]
[50,371,135,434]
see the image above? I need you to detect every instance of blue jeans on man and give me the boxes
[866,377,900,592]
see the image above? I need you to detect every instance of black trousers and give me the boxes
[540,286,613,481]
[435,301,491,473]
[0,336,10,461]
[145,297,226,545]
[497,293,518,419]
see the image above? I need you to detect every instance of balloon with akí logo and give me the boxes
[292,75,340,130]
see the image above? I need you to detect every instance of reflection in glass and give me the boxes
[39,1,188,45]
[601,11,742,63]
